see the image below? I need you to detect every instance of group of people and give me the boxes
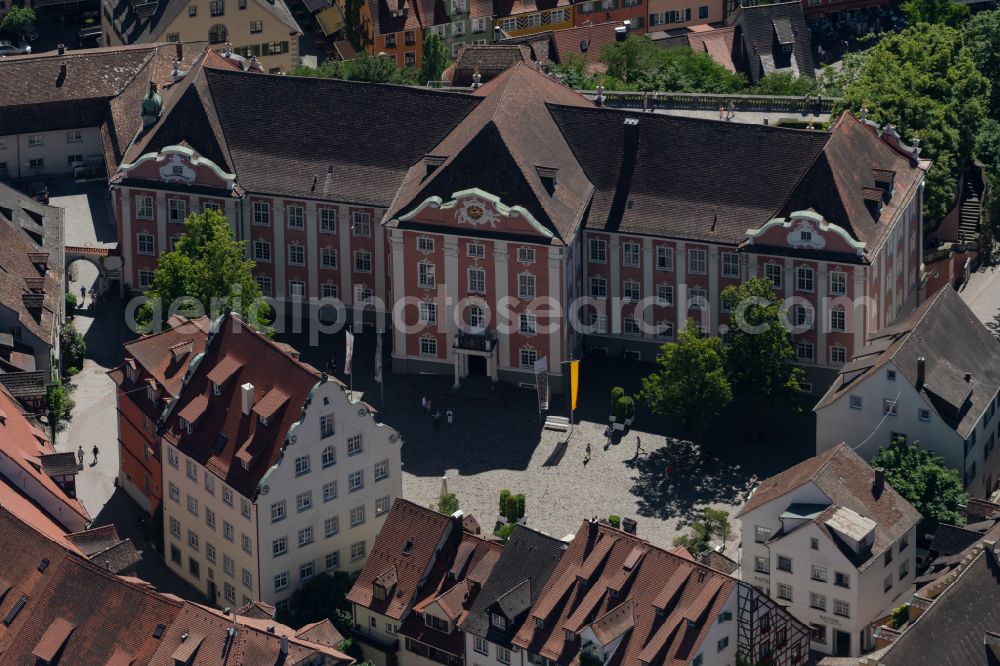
[79,285,100,308]
[76,445,99,467]
[420,396,454,430]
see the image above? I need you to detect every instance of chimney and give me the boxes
[917,356,925,387]
[623,117,639,157]
[966,372,973,383]
[57,43,65,55]
[587,517,599,543]
[451,509,465,532]
[279,635,289,656]
[172,59,181,82]
[241,383,254,415]
[622,517,637,535]
[873,467,885,495]
[175,40,183,61]
[579,39,589,53]
[60,60,67,78]
[614,24,629,41]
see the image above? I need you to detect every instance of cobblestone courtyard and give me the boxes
[280,327,817,555]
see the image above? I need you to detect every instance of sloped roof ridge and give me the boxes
[886,285,948,366]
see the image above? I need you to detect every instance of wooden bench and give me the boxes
[543,416,571,432]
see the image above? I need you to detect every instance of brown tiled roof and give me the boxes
[32,617,76,662]
[732,0,815,84]
[124,66,482,207]
[685,25,737,73]
[698,549,739,575]
[740,443,920,571]
[387,63,595,244]
[347,498,455,620]
[550,104,829,244]
[105,0,300,45]
[65,525,122,557]
[513,520,737,666]
[237,600,276,620]
[0,386,90,529]
[780,111,927,254]
[39,452,79,477]
[162,313,321,498]
[0,187,62,350]
[494,0,569,19]
[816,287,1000,438]
[549,22,623,73]
[400,529,502,656]
[118,316,210,400]
[0,370,49,398]
[295,618,344,647]
[447,44,534,85]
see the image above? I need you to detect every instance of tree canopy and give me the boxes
[754,71,817,96]
[901,0,968,28]
[834,23,990,225]
[599,35,747,93]
[139,209,269,331]
[872,438,967,535]
[0,5,36,35]
[964,8,1000,120]
[722,278,804,408]
[290,51,418,84]
[418,33,450,85]
[274,571,355,633]
[640,321,732,431]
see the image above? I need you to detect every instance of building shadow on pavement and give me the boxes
[92,488,209,604]
[79,300,137,369]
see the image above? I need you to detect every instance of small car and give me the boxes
[26,182,49,205]
[0,41,31,56]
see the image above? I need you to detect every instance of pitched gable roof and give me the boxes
[740,443,920,570]
[161,313,320,498]
[733,0,815,84]
[347,499,454,620]
[104,0,301,45]
[387,63,595,243]
[513,521,738,666]
[116,316,211,398]
[816,287,1000,438]
[550,105,828,243]
[463,526,565,646]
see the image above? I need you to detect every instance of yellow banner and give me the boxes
[570,360,579,412]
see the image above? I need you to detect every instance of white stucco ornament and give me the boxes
[787,220,827,250]
[159,154,196,182]
[456,197,499,228]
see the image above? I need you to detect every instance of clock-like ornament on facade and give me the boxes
[456,197,498,228]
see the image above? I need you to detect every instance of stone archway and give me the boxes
[64,246,123,300]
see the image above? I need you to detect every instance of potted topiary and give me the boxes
[609,387,624,423]
[621,395,636,427]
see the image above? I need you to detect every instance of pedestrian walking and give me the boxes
[586,441,592,461]
[91,445,99,465]
[634,436,642,460]
[80,285,86,305]
[446,409,453,426]
[421,396,427,413]
[433,411,441,430]
[77,446,84,468]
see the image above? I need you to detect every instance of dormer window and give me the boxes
[179,417,193,434]
[800,230,812,242]
[259,415,270,427]
[126,365,135,382]
[564,629,576,642]
[240,459,250,471]
[425,614,449,633]
[374,583,387,601]
[147,385,155,402]
[491,612,507,631]
[213,382,222,396]
[534,617,544,629]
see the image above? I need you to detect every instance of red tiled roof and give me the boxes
[513,521,736,666]
[162,313,320,498]
[0,386,90,529]
[32,617,76,663]
[116,315,210,399]
[347,498,455,620]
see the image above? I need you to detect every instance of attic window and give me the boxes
[491,613,507,630]
[535,617,544,629]
[37,558,50,573]
[259,414,270,427]
[537,167,558,196]
[800,230,812,241]
[3,596,27,626]
[179,417,193,435]
[213,433,228,454]
[374,583,387,601]
[564,629,576,642]
[424,155,445,178]
[212,382,222,396]
[153,624,166,639]
[403,540,414,556]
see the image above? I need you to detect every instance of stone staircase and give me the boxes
[959,178,982,245]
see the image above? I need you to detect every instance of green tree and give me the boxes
[436,492,459,514]
[418,33,449,85]
[551,53,596,90]
[139,209,269,332]
[274,571,355,633]
[754,72,817,96]
[342,0,371,50]
[672,508,732,556]
[965,9,1000,119]
[600,36,746,93]
[59,322,86,375]
[901,0,968,28]
[835,24,990,226]
[0,5,36,36]
[640,321,732,431]
[46,378,75,437]
[871,438,967,535]
[816,48,872,97]
[292,51,417,84]
[722,278,804,409]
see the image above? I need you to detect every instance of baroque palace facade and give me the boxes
[112,50,927,392]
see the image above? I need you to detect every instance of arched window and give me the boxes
[209,24,227,44]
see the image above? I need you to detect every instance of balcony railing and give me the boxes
[579,90,843,115]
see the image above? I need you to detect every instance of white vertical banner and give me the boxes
[374,331,383,384]
[344,330,355,376]
[534,356,550,412]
